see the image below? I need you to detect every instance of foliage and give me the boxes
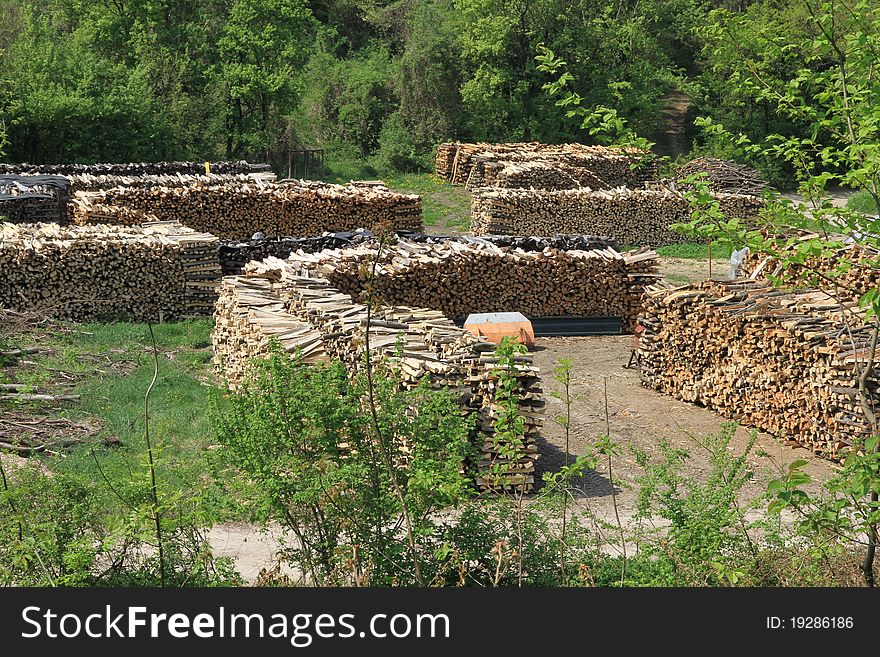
[214,0,316,160]
[0,0,710,171]
[767,437,880,586]
[848,190,879,216]
[0,319,239,586]
[675,0,880,586]
[535,44,657,155]
[0,457,240,586]
[213,348,474,585]
[633,424,758,585]
[694,0,880,192]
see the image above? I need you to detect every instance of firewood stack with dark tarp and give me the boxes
[238,239,658,331]
[0,176,71,224]
[218,232,620,274]
[0,160,269,176]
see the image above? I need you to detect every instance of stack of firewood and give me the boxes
[676,157,768,196]
[219,232,620,275]
[739,235,880,300]
[638,278,880,459]
[0,160,269,176]
[0,221,221,321]
[212,276,327,386]
[471,186,764,244]
[219,232,375,274]
[436,142,658,187]
[215,263,542,492]
[72,180,423,239]
[468,160,611,191]
[61,171,276,195]
[243,239,658,331]
[404,233,619,251]
[0,176,71,224]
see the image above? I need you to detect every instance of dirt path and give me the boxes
[531,335,836,519]
[650,90,691,158]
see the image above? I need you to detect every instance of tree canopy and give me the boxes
[0,0,875,183]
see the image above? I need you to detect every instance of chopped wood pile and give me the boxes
[676,157,768,196]
[435,142,658,188]
[0,160,269,176]
[404,233,620,251]
[212,276,327,385]
[471,186,764,244]
[739,236,880,300]
[218,231,376,274]
[61,171,276,194]
[241,239,659,331]
[0,221,221,321]
[639,279,880,459]
[466,160,612,191]
[71,180,423,239]
[218,231,620,275]
[0,176,71,224]
[213,266,542,492]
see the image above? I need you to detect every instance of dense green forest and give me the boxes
[0,0,874,184]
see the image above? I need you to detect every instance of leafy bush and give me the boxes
[0,459,239,586]
[372,112,429,174]
[213,350,474,585]
[848,190,880,216]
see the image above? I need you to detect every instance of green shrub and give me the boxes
[847,189,879,215]
[372,112,430,174]
[213,350,474,585]
[0,460,239,586]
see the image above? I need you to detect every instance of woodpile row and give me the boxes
[435,142,658,188]
[0,221,221,321]
[471,186,764,244]
[218,232,620,275]
[0,160,268,176]
[739,236,880,301]
[638,279,880,459]
[466,160,613,191]
[71,180,423,240]
[213,269,542,493]
[61,171,276,195]
[212,276,327,382]
[241,240,659,331]
[676,157,768,196]
[0,176,71,224]
[405,233,619,251]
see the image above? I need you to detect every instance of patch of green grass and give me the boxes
[847,189,878,215]
[664,273,697,285]
[654,242,732,259]
[4,318,240,520]
[384,173,472,233]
